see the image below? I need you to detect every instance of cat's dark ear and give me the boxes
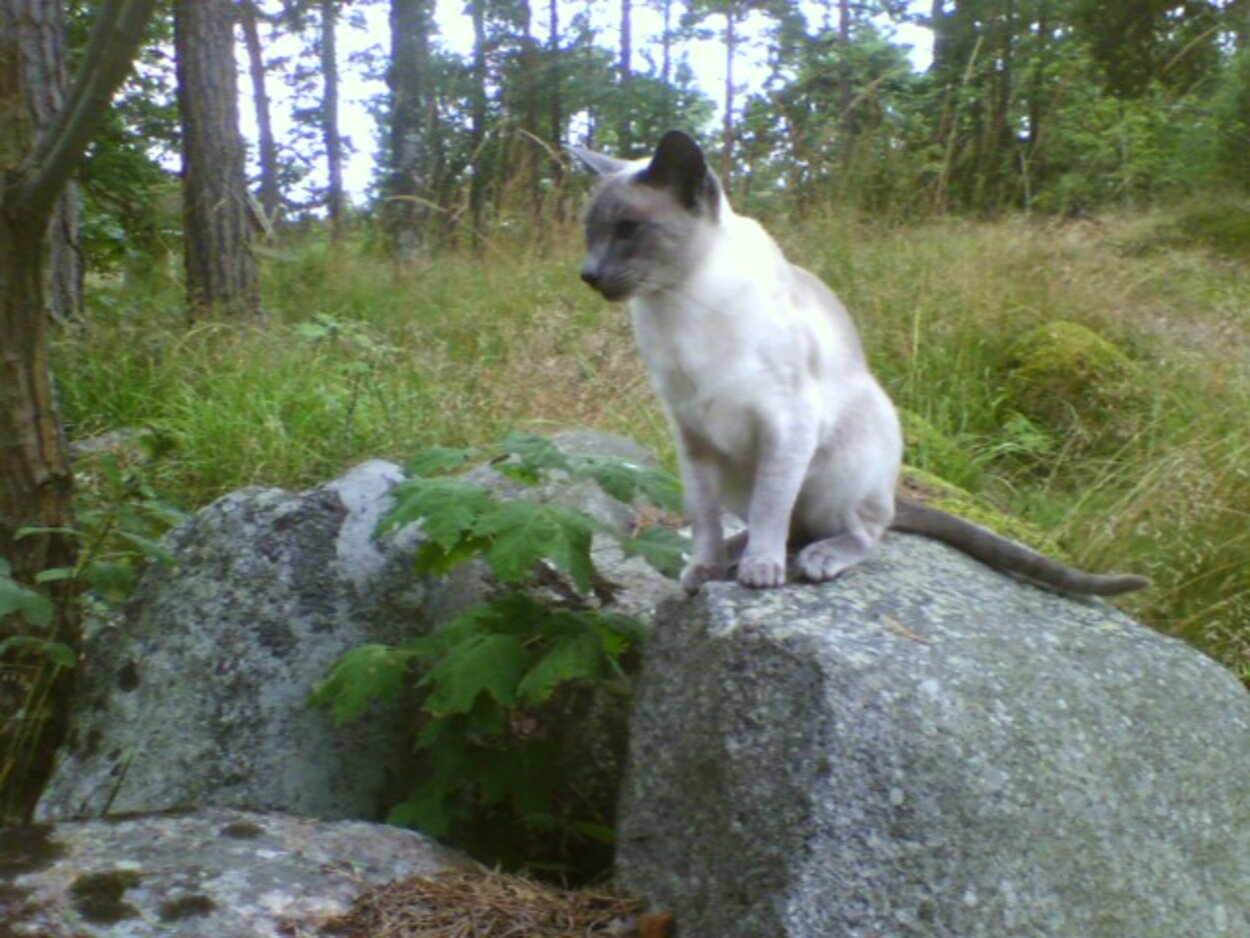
[569,145,631,177]
[640,130,719,217]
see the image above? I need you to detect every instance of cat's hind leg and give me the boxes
[795,500,889,583]
[796,531,874,582]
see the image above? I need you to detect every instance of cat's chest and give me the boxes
[630,292,805,429]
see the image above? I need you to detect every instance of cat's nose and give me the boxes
[580,265,601,289]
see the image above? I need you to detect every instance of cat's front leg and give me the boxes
[737,417,818,589]
[678,429,731,594]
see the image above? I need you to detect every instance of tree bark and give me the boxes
[320,0,344,241]
[619,0,632,151]
[659,0,673,127]
[838,0,852,153]
[547,0,564,215]
[1,0,157,822]
[388,0,433,270]
[173,0,259,319]
[929,0,946,75]
[509,0,542,219]
[548,0,561,148]
[46,187,81,320]
[14,0,79,320]
[1,0,75,825]
[469,0,487,241]
[985,0,1014,211]
[238,0,281,230]
[721,11,737,183]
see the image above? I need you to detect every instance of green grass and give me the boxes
[58,236,669,502]
[53,210,1250,677]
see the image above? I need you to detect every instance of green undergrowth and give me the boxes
[53,208,1250,677]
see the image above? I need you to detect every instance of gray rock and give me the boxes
[616,533,1250,937]
[37,460,422,822]
[0,807,462,937]
[37,433,681,829]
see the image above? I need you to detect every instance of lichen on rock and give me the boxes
[0,808,461,937]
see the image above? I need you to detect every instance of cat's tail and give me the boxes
[890,497,1150,596]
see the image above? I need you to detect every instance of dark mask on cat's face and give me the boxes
[573,131,722,302]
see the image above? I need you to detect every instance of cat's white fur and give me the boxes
[634,194,900,591]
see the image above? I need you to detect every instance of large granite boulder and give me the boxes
[37,460,421,822]
[37,433,679,824]
[616,533,1250,937]
[0,807,461,936]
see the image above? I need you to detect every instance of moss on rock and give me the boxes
[69,869,142,924]
[1000,320,1144,448]
[899,465,1068,560]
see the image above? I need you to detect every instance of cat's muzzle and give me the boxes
[580,266,632,302]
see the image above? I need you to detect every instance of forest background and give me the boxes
[1,0,1248,826]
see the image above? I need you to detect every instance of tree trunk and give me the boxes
[0,202,77,823]
[987,0,1014,211]
[1,0,156,822]
[548,0,561,148]
[238,0,281,230]
[320,0,344,242]
[721,11,737,184]
[515,0,542,218]
[173,0,259,319]
[619,0,632,151]
[0,206,77,809]
[469,0,487,241]
[929,0,946,75]
[659,0,673,127]
[838,0,852,155]
[388,0,433,270]
[14,0,79,320]
[547,0,566,217]
[0,0,75,825]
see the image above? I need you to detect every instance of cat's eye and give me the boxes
[614,220,640,240]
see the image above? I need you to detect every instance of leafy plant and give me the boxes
[313,432,685,875]
[0,559,73,669]
[1,449,185,662]
[380,431,684,584]
[294,313,402,458]
[68,449,187,604]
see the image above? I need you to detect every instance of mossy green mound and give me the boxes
[1001,320,1144,449]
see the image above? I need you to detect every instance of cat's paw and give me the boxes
[680,561,731,594]
[736,555,787,589]
[797,537,868,582]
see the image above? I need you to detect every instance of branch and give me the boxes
[15,0,158,226]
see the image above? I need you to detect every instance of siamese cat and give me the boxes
[573,130,1148,597]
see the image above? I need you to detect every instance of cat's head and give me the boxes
[571,131,723,302]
